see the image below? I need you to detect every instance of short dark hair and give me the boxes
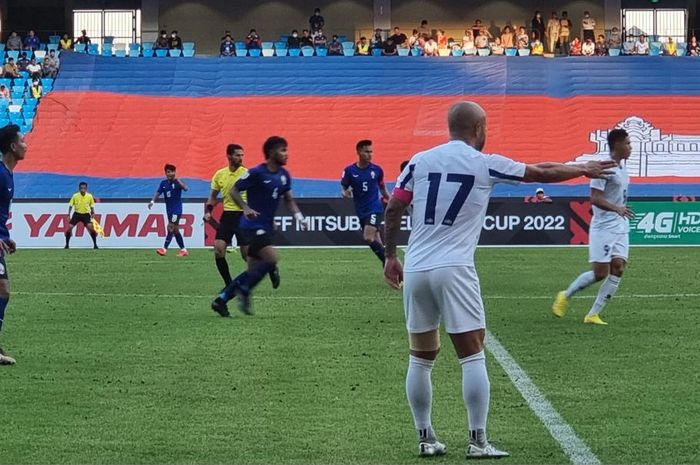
[171,30,178,34]
[0,124,20,154]
[263,136,287,159]
[164,164,176,172]
[421,20,428,25]
[314,8,321,13]
[356,139,372,151]
[292,29,298,34]
[226,143,243,154]
[400,160,409,171]
[607,129,629,150]
[79,182,88,188]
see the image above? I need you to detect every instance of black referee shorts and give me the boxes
[70,213,92,226]
[215,211,248,246]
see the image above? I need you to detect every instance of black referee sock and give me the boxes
[90,232,98,247]
[64,231,71,247]
[215,257,232,286]
[369,241,386,264]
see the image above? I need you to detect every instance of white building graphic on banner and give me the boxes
[574,117,700,177]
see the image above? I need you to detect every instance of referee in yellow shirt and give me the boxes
[204,144,279,290]
[65,182,98,249]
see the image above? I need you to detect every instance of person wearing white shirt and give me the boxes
[581,11,596,42]
[582,38,595,56]
[634,34,650,55]
[383,101,615,459]
[26,58,42,80]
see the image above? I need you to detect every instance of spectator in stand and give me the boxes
[309,8,325,34]
[607,27,621,49]
[531,12,545,49]
[60,33,73,51]
[582,11,596,42]
[371,29,384,51]
[437,30,448,49]
[6,32,22,51]
[313,29,327,48]
[169,30,183,50]
[245,29,262,49]
[472,19,484,39]
[300,29,314,48]
[76,29,91,46]
[383,38,398,55]
[594,34,607,56]
[220,34,235,57]
[424,37,439,56]
[328,35,342,55]
[419,20,431,41]
[26,57,42,80]
[582,37,595,56]
[356,36,370,55]
[462,30,475,50]
[530,32,544,55]
[389,27,407,48]
[569,36,582,55]
[154,30,169,50]
[2,58,19,78]
[546,12,560,54]
[534,188,553,203]
[559,11,572,55]
[688,36,699,56]
[17,53,30,72]
[287,30,301,49]
[0,85,9,100]
[500,26,514,48]
[517,26,529,49]
[634,34,649,55]
[220,30,232,43]
[663,37,677,56]
[475,29,490,49]
[31,79,43,100]
[491,37,504,55]
[23,30,40,51]
[408,29,420,48]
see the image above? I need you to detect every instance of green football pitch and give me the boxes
[2,247,699,464]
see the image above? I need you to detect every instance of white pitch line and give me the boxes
[486,330,601,465]
[12,291,700,301]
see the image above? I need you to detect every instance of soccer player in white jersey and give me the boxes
[383,101,615,459]
[552,129,633,325]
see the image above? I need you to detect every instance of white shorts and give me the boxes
[589,229,629,263]
[403,265,485,334]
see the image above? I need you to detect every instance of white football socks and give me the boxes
[460,351,490,444]
[406,355,436,442]
[565,270,597,298]
[588,274,621,317]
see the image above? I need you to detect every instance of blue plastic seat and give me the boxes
[11,98,23,106]
[0,52,6,63]
[235,47,247,57]
[261,42,274,50]
[169,49,182,57]
[248,48,262,57]
[182,42,195,50]
[41,78,53,89]
[343,48,355,57]
[11,91,23,100]
[155,49,168,57]
[518,48,531,56]
[102,44,113,56]
[275,48,287,57]
[677,46,687,56]
[235,42,247,50]
[7,50,19,61]
[274,42,287,50]
[115,49,127,57]
[103,36,114,45]
[505,48,517,56]
[49,35,60,44]
[47,43,58,52]
[141,49,154,57]
[142,42,153,52]
[397,48,410,56]
[182,49,195,57]
[608,48,621,56]
[371,48,382,56]
[301,46,315,57]
[477,48,490,56]
[342,41,354,50]
[452,48,464,56]
[411,47,423,56]
[316,47,328,56]
[0,78,11,87]
[289,48,301,57]
[74,43,86,53]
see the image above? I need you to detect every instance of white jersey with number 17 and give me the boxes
[393,140,526,273]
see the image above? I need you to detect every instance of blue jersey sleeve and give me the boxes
[340,167,351,189]
[157,181,165,194]
[235,169,258,192]
[283,169,292,194]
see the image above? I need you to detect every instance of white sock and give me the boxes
[460,351,489,445]
[406,355,436,441]
[564,270,597,298]
[588,274,621,317]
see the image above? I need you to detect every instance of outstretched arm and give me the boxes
[523,160,616,183]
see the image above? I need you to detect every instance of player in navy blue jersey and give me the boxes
[0,125,26,365]
[341,140,390,265]
[211,136,307,317]
[148,164,189,257]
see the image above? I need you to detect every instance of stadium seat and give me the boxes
[248,48,262,57]
[338,35,348,43]
[677,46,687,56]
[0,44,5,51]
[47,43,58,52]
[142,49,154,57]
[142,43,154,53]
[74,43,86,53]
[477,48,490,56]
[262,48,275,57]
[12,78,27,87]
[316,47,328,57]
[505,48,517,56]
[518,48,531,56]
[463,48,477,56]
[24,99,37,110]
[438,49,451,56]
[0,52,5,63]
[371,48,382,56]
[235,47,248,57]
[11,98,23,106]
[7,50,19,61]
[410,47,423,56]
[279,34,290,42]
[275,48,287,57]
[182,42,195,51]
[115,49,127,58]
[341,41,354,50]
[0,78,10,87]
[608,48,621,56]
[155,49,168,57]
[169,49,182,57]
[289,48,301,57]
[182,49,195,57]
[8,104,22,114]
[301,46,315,57]
[102,44,113,56]
[49,35,60,44]
[19,71,29,80]
[33,50,47,62]
[11,90,23,100]
[262,42,274,50]
[397,48,410,56]
[41,78,54,90]
[342,48,355,57]
[104,36,114,45]
[452,48,464,57]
